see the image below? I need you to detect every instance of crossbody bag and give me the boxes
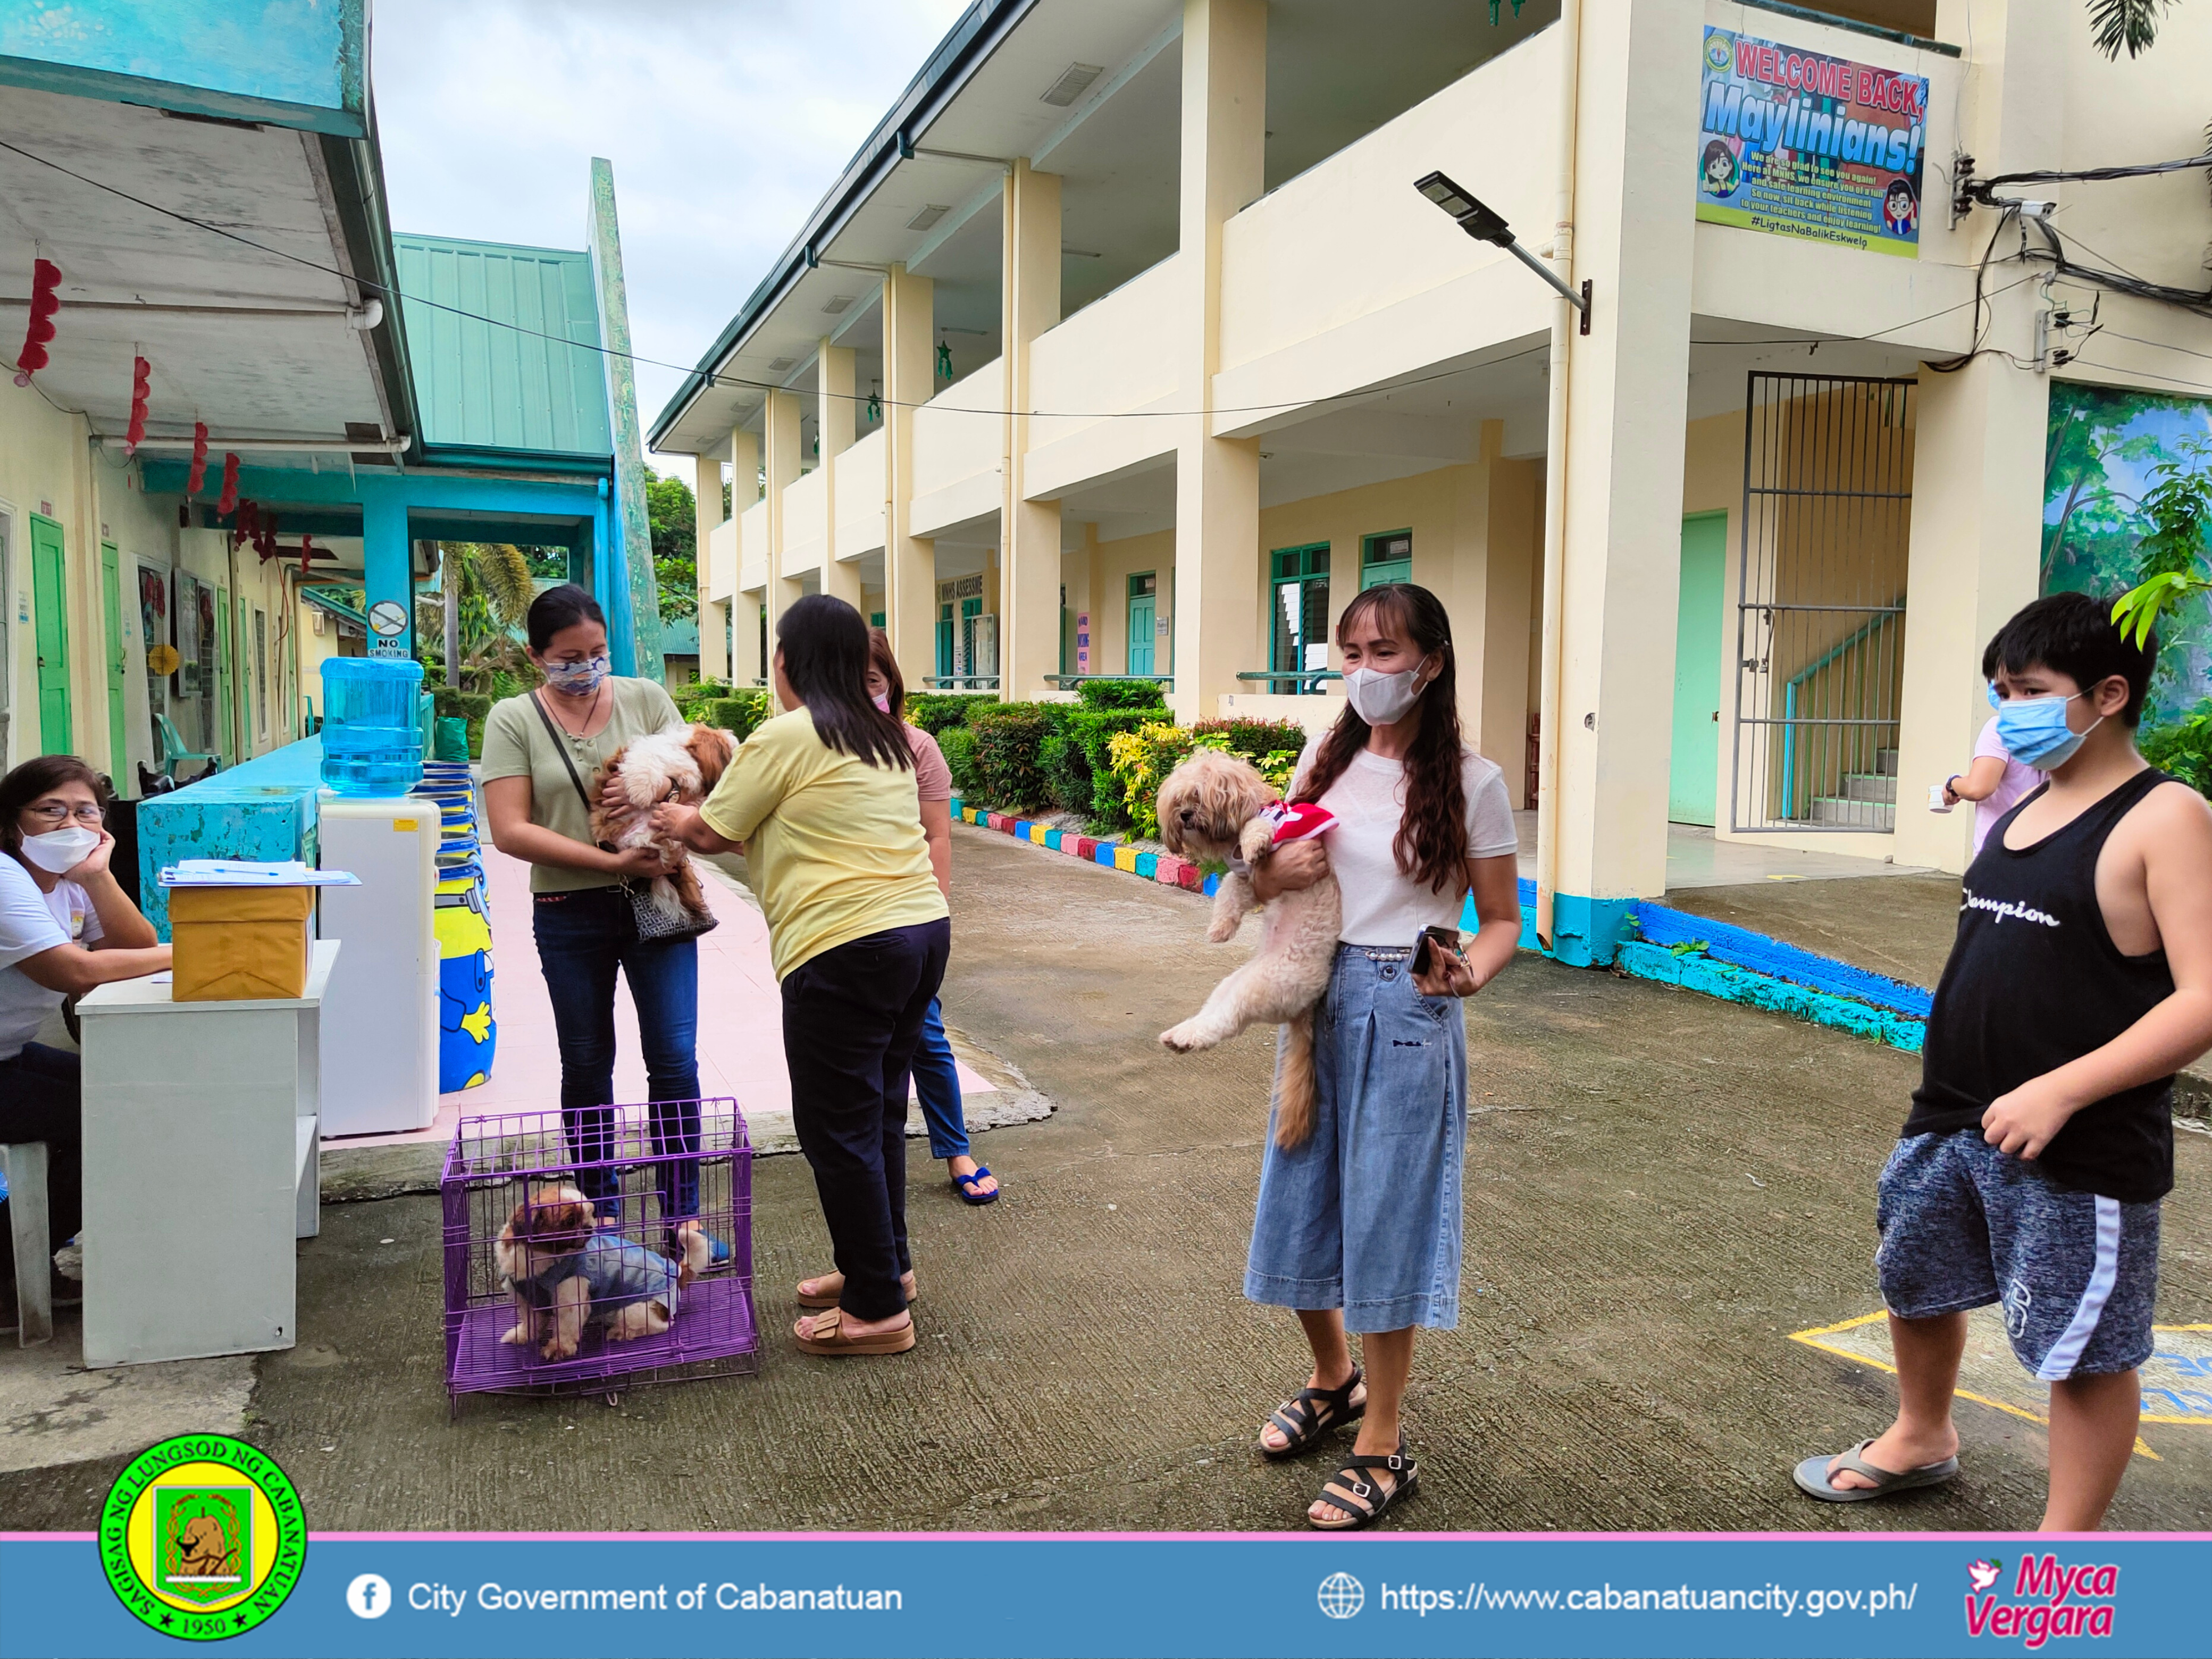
[530,690,718,945]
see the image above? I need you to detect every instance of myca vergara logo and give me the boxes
[99,1434,306,1641]
[1964,1553,2118,1647]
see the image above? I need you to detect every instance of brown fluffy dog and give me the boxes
[589,723,736,921]
[1155,748,1342,1147]
[493,1182,711,1361]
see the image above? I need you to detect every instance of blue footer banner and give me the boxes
[3,1533,2208,1657]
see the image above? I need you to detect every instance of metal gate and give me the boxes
[1730,372,1915,833]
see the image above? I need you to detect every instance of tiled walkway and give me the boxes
[320,844,990,1151]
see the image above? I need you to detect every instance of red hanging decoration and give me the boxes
[125,355,150,454]
[234,499,258,552]
[298,532,315,576]
[216,451,240,516]
[13,258,60,386]
[186,422,210,494]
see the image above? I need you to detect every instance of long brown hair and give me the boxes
[867,626,906,722]
[0,755,110,858]
[1293,584,1469,895]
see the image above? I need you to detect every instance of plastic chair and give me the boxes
[154,714,220,783]
[0,1142,52,1345]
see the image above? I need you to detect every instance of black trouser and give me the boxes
[0,1043,82,1292]
[781,918,950,1322]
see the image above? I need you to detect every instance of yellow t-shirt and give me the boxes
[699,708,947,979]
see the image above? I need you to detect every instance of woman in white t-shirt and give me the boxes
[0,756,171,1330]
[1244,584,1523,1530]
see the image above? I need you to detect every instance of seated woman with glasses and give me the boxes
[0,757,170,1333]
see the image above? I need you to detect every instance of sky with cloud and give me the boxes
[368,0,970,471]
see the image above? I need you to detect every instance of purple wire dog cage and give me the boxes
[441,1100,757,1413]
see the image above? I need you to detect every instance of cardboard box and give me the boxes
[169,885,316,1001]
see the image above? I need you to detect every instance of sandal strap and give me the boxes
[1267,1369,1363,1444]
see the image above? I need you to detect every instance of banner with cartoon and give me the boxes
[1696,26,1927,258]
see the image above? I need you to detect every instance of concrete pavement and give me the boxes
[3,823,2205,1532]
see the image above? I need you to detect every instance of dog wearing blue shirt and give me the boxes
[495,1182,713,1361]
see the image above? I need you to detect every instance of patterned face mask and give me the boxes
[542,655,609,696]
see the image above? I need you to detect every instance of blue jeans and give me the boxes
[1245,944,1468,1333]
[912,998,969,1161]
[531,887,702,1221]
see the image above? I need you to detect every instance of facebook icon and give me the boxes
[346,1573,392,1619]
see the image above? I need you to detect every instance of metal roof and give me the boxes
[394,232,613,460]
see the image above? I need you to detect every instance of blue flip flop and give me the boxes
[952,1165,1000,1205]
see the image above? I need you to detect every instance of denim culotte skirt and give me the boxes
[1244,943,1468,1333]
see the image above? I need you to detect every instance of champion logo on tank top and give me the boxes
[1960,889,2060,928]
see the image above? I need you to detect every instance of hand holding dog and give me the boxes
[1251,840,1328,902]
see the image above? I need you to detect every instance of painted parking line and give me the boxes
[1789,1308,2212,1459]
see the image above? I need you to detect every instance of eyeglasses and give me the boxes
[23,802,104,826]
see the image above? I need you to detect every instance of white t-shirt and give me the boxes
[0,856,102,1061]
[1293,736,1519,945]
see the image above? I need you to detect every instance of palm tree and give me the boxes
[419,542,539,694]
[2089,0,2176,58]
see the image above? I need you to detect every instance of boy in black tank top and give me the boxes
[1794,594,2212,1530]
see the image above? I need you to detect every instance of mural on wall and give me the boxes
[1696,27,1926,259]
[2043,381,2212,726]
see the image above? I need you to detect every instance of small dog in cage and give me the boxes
[494,1182,716,1361]
[589,723,739,923]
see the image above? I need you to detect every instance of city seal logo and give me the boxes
[100,1434,305,1641]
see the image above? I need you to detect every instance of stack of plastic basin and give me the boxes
[318,658,424,797]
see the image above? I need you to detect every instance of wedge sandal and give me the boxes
[795,1269,916,1310]
[1259,1368,1365,1461]
[792,1306,916,1357]
[1792,1439,1959,1503]
[1309,1445,1419,1532]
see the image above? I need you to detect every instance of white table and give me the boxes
[77,940,337,1368]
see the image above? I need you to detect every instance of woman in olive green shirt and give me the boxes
[482,584,721,1254]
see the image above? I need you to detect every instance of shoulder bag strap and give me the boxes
[528,689,598,818]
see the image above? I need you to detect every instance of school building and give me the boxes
[0,0,659,800]
[651,0,2212,962]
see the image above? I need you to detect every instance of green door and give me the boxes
[100,542,128,773]
[29,514,71,754]
[215,588,234,762]
[1127,572,1157,676]
[1670,513,1727,825]
[1361,530,1412,590]
[936,600,955,680]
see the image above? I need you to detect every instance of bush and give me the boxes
[673,677,736,723]
[2141,699,2212,798]
[1076,677,1170,711]
[428,684,494,759]
[1104,722,1213,841]
[701,691,774,743]
[1191,716,1309,794]
[968,702,1055,810]
[937,725,982,795]
[905,691,992,736]
[1046,708,1160,827]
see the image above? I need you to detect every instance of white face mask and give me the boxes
[19,825,99,874]
[1344,658,1432,726]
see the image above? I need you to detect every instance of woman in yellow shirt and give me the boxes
[657,594,948,1357]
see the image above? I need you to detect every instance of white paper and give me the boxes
[158,859,361,888]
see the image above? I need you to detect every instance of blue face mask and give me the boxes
[542,655,609,697]
[1993,690,2100,771]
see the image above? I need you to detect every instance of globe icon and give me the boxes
[1317,1571,1365,1619]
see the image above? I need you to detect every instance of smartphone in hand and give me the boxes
[1411,924,1463,977]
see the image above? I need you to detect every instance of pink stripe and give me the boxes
[10,1529,2199,1544]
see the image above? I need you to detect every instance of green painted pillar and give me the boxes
[587,157,663,683]
[362,493,413,660]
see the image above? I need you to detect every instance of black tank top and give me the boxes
[1906,767,2177,1203]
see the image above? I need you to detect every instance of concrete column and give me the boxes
[763,390,804,653]
[362,491,413,661]
[882,263,937,684]
[1455,420,1538,775]
[1170,0,1266,720]
[817,341,863,609]
[731,424,764,686]
[1895,0,2067,872]
[1542,0,1702,963]
[692,449,728,681]
[1002,160,1063,700]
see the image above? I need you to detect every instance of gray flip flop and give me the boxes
[1793,1438,1959,1502]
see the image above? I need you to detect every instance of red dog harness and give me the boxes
[1258,800,1336,844]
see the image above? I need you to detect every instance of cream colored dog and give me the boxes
[1155,748,1341,1147]
[589,724,736,922]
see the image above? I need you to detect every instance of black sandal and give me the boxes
[1259,1367,1364,1461]
[1309,1444,1419,1531]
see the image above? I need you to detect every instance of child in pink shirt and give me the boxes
[1943,641,2043,854]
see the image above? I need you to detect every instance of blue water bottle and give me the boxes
[318,658,425,797]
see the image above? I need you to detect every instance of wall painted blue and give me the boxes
[136,736,326,940]
[0,0,365,135]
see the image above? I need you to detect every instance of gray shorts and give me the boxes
[1876,1131,2159,1380]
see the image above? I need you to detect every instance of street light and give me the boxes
[1413,170,1590,334]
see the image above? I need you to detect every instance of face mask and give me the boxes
[542,655,609,696]
[1344,659,1432,726]
[19,825,99,874]
[1994,690,2100,771]
[872,692,892,714]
